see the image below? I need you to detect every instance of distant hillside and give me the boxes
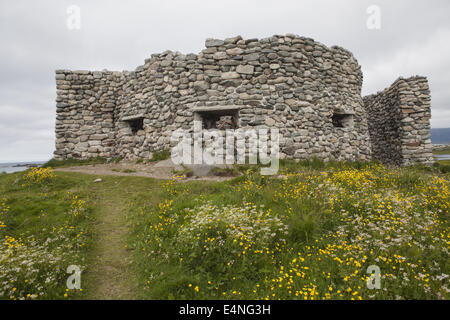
[431,128,450,144]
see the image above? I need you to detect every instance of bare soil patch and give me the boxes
[55,159,235,182]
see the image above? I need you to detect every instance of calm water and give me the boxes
[435,154,450,161]
[0,161,46,174]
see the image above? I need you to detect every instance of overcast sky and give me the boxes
[0,0,449,162]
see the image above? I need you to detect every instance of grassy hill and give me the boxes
[0,160,448,300]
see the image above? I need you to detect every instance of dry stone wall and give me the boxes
[55,70,119,159]
[363,76,434,165]
[54,34,433,165]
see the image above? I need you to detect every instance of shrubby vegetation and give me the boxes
[22,167,55,186]
[150,150,171,162]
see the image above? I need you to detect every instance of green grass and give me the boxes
[432,146,450,173]
[433,147,450,155]
[1,160,448,300]
[0,169,165,300]
[43,157,108,168]
[112,168,137,173]
[43,156,124,168]
[433,160,450,174]
[127,161,449,300]
[210,166,240,177]
[0,170,94,300]
[150,150,171,162]
[173,165,194,178]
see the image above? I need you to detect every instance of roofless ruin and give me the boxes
[54,34,433,165]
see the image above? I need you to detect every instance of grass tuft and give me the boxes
[43,157,108,168]
[150,150,171,162]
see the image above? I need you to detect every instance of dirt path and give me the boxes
[56,160,232,182]
[86,181,136,299]
[71,161,233,299]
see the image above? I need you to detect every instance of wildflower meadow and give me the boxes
[0,168,91,300]
[0,159,448,300]
[130,161,449,300]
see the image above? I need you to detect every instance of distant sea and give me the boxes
[431,128,450,145]
[436,155,450,160]
[0,161,46,174]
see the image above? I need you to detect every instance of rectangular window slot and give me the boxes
[123,115,144,134]
[193,106,240,130]
[332,113,354,128]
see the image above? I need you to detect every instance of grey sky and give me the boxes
[0,0,449,162]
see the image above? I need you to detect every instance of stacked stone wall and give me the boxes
[55,70,120,159]
[363,76,433,165]
[55,34,373,162]
[54,34,433,166]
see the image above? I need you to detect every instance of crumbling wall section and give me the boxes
[363,76,434,165]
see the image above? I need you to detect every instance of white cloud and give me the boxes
[362,27,450,127]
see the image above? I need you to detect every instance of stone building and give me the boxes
[54,34,434,165]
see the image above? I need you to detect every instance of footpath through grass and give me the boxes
[0,160,449,300]
[0,168,165,300]
[81,175,165,299]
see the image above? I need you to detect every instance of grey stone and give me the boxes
[221,72,240,80]
[52,34,432,166]
[270,63,280,70]
[226,47,244,55]
[244,53,259,61]
[236,65,254,75]
[205,39,224,47]
[213,51,227,60]
[193,80,209,91]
